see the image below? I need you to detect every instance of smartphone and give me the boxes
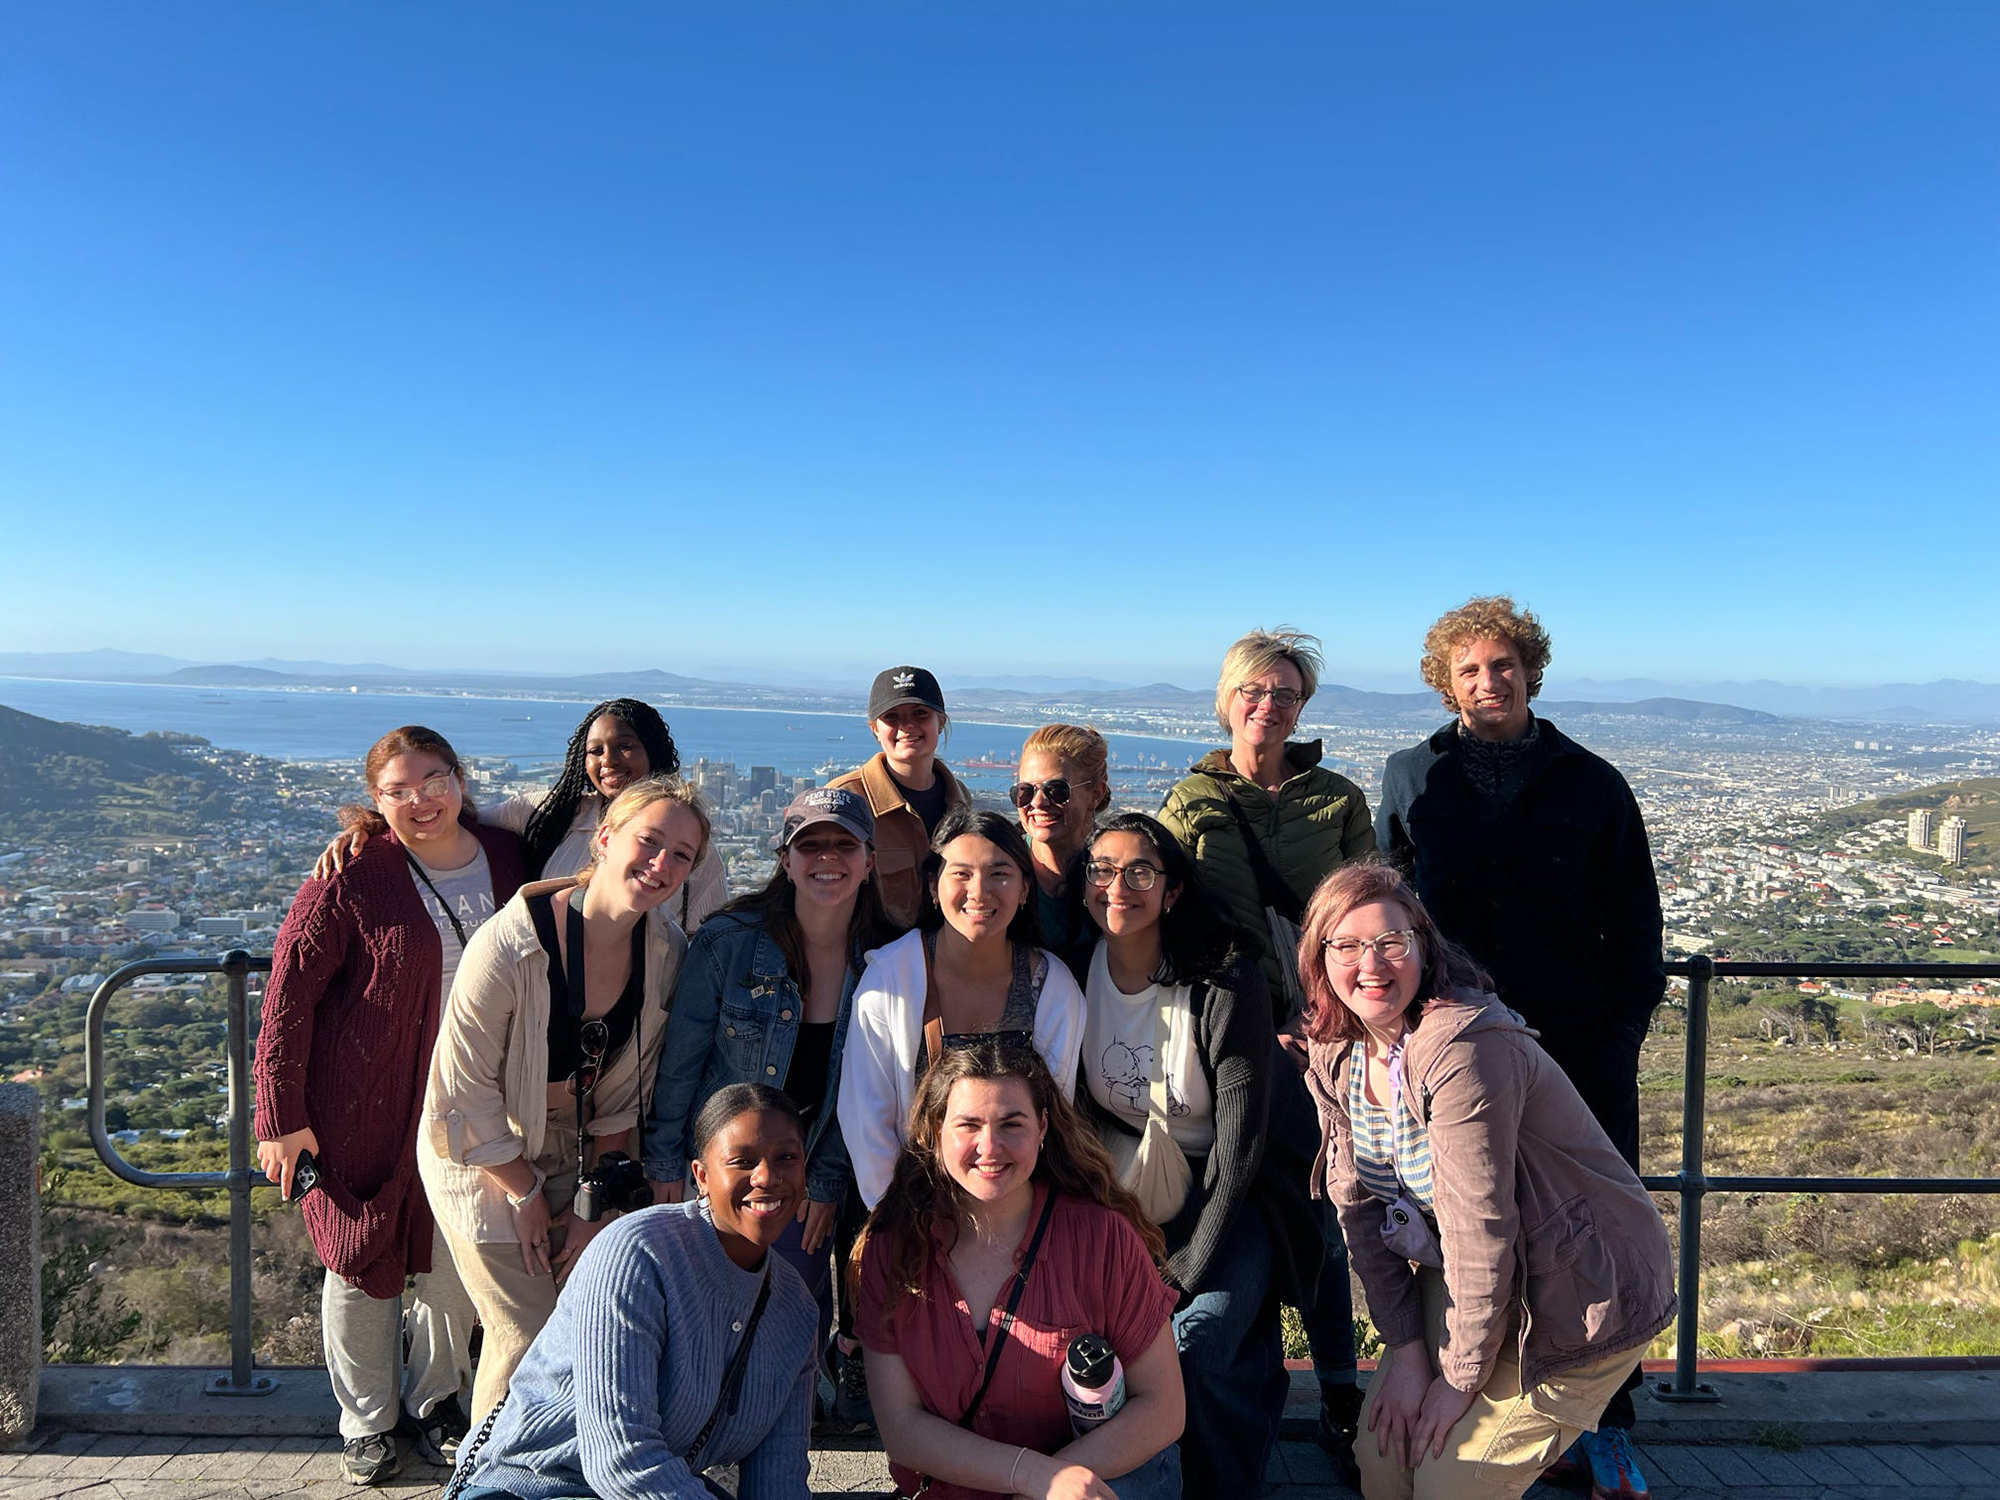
[287,1148,323,1203]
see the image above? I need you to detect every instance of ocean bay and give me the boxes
[0,676,1202,796]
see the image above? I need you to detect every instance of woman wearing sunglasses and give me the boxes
[839,808,1086,1210]
[1074,813,1320,1497]
[314,697,731,934]
[1155,626,1373,1459]
[1300,862,1674,1499]
[255,726,524,1484]
[1012,723,1113,981]
[419,776,708,1422]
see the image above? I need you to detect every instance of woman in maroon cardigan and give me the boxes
[253,726,525,1486]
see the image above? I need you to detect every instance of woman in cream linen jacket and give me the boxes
[418,778,700,1420]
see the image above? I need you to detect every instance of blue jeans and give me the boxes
[771,1209,834,1358]
[1173,1209,1288,1494]
[1109,1443,1182,1499]
[1304,1196,1359,1397]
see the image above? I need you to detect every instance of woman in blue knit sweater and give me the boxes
[456,1085,818,1500]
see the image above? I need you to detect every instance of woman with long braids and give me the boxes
[856,1042,1184,1500]
[315,698,729,932]
[255,726,524,1484]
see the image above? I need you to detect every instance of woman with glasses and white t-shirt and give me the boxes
[418,776,705,1422]
[1073,812,1320,1497]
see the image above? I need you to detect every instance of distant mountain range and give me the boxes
[3,649,1994,725]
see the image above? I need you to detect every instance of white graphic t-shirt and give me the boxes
[1080,943,1215,1153]
[409,848,496,1006]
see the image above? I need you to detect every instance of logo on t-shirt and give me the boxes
[1099,1042,1188,1116]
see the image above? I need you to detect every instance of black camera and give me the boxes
[574,1150,653,1222]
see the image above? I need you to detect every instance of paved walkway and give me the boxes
[4,1431,2000,1499]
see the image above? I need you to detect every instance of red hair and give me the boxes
[1296,860,1487,1045]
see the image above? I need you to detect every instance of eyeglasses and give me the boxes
[374,772,455,805]
[1084,859,1163,892]
[575,1019,609,1099]
[1009,776,1090,809]
[1322,930,1417,966]
[1236,685,1303,710]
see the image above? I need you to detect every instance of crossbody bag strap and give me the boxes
[905,1189,1062,1497]
[1219,788,1304,923]
[403,850,469,948]
[682,1272,774,1473]
[921,930,945,1067]
[958,1185,1059,1431]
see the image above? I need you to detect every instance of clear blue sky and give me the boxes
[2,3,1993,691]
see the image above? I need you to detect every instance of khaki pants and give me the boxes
[442,1108,579,1424]
[1354,1268,1645,1500]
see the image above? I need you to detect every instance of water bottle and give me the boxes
[1061,1334,1126,1434]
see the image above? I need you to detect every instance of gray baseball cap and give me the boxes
[775,786,876,851]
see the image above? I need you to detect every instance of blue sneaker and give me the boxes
[1576,1427,1650,1499]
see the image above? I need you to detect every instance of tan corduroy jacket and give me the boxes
[827,753,969,928]
[419,878,688,1243]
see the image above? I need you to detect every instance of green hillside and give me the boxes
[1818,777,2000,874]
[0,703,237,844]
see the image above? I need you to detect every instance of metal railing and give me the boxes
[1648,956,2000,1401]
[74,949,2000,1405]
[83,951,276,1396]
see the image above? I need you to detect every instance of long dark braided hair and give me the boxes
[522,698,681,878]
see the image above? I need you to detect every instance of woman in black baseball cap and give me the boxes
[828,665,971,928]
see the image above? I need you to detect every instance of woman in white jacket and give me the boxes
[838,808,1085,1210]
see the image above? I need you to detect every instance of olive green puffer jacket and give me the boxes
[1157,741,1374,1009]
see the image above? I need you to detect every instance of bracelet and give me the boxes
[504,1181,542,1210]
[1009,1446,1028,1492]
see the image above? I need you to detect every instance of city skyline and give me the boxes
[3,4,1995,684]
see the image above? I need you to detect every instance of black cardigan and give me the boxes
[1087,954,1321,1306]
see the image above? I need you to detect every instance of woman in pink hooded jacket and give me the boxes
[1299,861,1675,1500]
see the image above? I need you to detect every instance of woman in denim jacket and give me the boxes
[644,786,901,1351]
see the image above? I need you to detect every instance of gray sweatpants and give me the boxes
[319,1223,477,1441]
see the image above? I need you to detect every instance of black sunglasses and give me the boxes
[575,1018,609,1099]
[1009,776,1088,809]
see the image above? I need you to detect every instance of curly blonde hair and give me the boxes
[1418,596,1552,712]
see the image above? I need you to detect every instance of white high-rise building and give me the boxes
[1908,809,1934,850]
[1939,816,1969,867]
